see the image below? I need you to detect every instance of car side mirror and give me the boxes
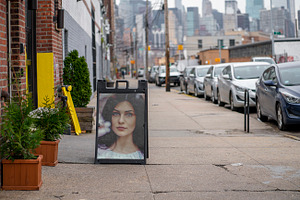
[222,74,230,80]
[264,80,277,87]
[205,74,211,78]
[189,74,195,78]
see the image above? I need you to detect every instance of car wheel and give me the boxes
[230,92,237,111]
[194,86,199,97]
[211,89,217,104]
[277,103,287,131]
[256,99,268,122]
[217,90,224,106]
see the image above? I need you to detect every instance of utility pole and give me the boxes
[164,0,170,92]
[145,0,149,80]
[130,31,134,77]
[270,0,274,58]
[135,25,138,79]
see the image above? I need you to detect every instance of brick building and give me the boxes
[0,0,64,118]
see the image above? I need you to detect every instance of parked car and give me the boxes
[138,68,144,77]
[203,63,228,103]
[186,65,210,97]
[179,66,193,93]
[251,57,276,64]
[256,61,300,130]
[149,66,158,83]
[155,65,181,86]
[217,62,270,110]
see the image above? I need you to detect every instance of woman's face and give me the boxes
[111,101,136,137]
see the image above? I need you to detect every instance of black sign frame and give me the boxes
[94,80,148,164]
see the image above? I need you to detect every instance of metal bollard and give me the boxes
[244,89,250,133]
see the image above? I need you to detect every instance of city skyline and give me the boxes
[116,0,300,19]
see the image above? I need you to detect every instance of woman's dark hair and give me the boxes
[98,94,144,153]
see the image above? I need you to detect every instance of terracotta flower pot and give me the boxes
[34,140,60,166]
[1,155,43,190]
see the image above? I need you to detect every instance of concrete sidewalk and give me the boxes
[0,77,299,200]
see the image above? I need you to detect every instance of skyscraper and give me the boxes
[246,0,264,19]
[272,0,295,21]
[224,0,238,31]
[187,7,200,36]
[202,0,213,17]
[271,0,295,37]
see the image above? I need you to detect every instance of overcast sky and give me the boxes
[117,0,300,19]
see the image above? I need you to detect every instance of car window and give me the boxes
[234,65,269,79]
[207,67,213,77]
[269,67,278,84]
[262,68,271,81]
[160,66,166,73]
[254,59,275,64]
[214,66,226,77]
[170,67,178,72]
[196,68,209,77]
[279,66,300,86]
[190,68,195,76]
[222,66,229,76]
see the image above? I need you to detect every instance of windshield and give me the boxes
[196,68,209,77]
[279,66,300,86]
[254,59,275,64]
[214,67,225,77]
[170,67,178,72]
[234,65,269,79]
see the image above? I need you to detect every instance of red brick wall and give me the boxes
[0,0,7,117]
[36,0,63,88]
[10,0,26,93]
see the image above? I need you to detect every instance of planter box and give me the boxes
[35,140,60,166]
[1,155,43,190]
[72,106,95,133]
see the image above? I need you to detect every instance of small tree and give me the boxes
[63,50,92,107]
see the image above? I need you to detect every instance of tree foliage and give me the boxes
[63,50,92,107]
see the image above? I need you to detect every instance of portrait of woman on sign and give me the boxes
[97,93,145,160]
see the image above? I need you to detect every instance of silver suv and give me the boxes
[155,65,180,86]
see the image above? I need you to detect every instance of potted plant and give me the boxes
[63,50,94,133]
[30,96,70,166]
[0,93,44,190]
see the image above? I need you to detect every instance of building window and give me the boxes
[218,39,224,48]
[198,40,202,48]
[229,39,235,47]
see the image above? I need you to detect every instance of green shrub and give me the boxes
[63,50,92,107]
[0,94,43,160]
[29,96,70,141]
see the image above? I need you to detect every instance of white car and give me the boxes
[203,63,228,103]
[251,57,276,64]
[155,65,180,86]
[186,65,210,97]
[217,62,270,111]
[138,68,144,77]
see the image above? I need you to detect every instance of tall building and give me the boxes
[202,0,213,17]
[246,0,264,20]
[212,9,224,30]
[272,0,295,21]
[187,7,200,36]
[224,0,238,31]
[119,0,149,29]
[260,7,294,37]
[237,12,250,31]
[175,0,183,12]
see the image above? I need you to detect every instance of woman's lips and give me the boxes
[117,127,126,131]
